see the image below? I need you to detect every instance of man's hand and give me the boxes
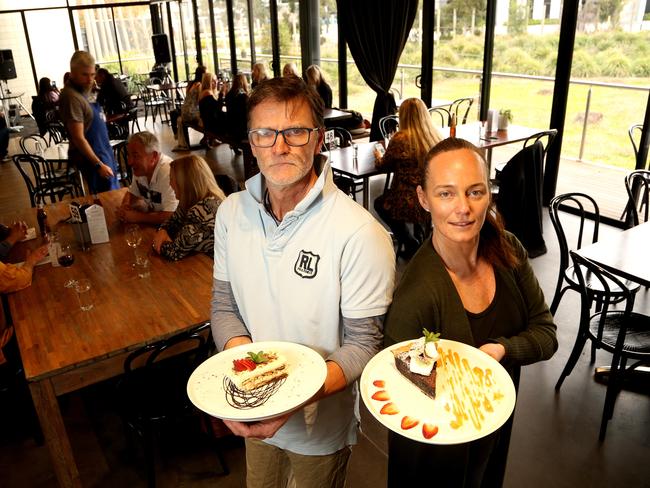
[97,162,114,179]
[6,221,28,245]
[479,343,506,362]
[152,229,172,253]
[223,411,293,440]
[116,205,140,223]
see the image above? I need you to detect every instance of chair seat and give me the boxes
[589,311,650,356]
[564,265,641,295]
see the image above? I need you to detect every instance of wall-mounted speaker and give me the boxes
[152,34,171,65]
[0,49,17,80]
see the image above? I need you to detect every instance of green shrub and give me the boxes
[596,48,632,77]
[633,57,650,77]
[572,51,600,77]
[494,47,545,75]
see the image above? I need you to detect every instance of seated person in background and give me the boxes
[383,137,557,487]
[305,64,332,109]
[173,65,206,150]
[95,68,131,115]
[251,62,269,88]
[0,111,8,161]
[32,77,60,135]
[198,72,227,145]
[282,62,300,78]
[0,244,48,294]
[374,97,443,259]
[117,131,178,225]
[224,73,249,143]
[0,222,28,260]
[152,155,225,261]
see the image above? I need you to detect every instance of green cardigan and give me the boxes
[384,235,557,369]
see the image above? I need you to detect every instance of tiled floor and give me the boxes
[1,117,649,487]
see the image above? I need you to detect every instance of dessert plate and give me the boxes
[360,339,516,445]
[187,341,327,422]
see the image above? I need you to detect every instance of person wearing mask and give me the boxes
[152,155,225,261]
[374,97,443,259]
[117,131,178,225]
[251,62,269,88]
[304,64,332,109]
[383,137,557,487]
[58,51,119,194]
[211,75,395,488]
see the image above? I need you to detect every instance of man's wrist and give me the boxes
[95,161,103,169]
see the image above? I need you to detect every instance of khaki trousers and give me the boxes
[245,438,351,488]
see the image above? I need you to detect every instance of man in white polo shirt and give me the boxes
[211,76,395,487]
[117,131,178,225]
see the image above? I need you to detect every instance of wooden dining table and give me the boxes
[326,142,387,209]
[4,189,214,487]
[577,221,650,287]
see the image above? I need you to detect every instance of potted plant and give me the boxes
[498,109,512,131]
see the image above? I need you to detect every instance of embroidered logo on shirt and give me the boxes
[294,250,320,279]
[136,182,162,204]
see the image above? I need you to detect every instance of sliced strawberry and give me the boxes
[233,358,257,372]
[401,416,419,430]
[380,403,399,415]
[422,423,439,439]
[241,358,257,371]
[373,380,385,388]
[371,390,390,401]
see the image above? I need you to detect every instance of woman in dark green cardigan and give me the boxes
[383,138,557,488]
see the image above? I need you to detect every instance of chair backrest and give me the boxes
[428,106,451,128]
[112,141,131,187]
[379,115,399,140]
[549,192,600,277]
[624,169,650,226]
[628,123,642,163]
[46,122,67,145]
[524,129,557,160]
[449,96,476,124]
[322,127,352,151]
[12,154,62,207]
[20,134,49,155]
[12,154,39,207]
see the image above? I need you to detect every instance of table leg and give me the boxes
[363,179,369,209]
[29,379,82,488]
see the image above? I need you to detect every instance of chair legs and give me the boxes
[599,353,626,441]
[549,274,570,315]
[555,329,589,390]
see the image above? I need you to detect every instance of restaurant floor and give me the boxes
[1,119,649,487]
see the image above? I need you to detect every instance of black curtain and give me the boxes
[337,0,418,141]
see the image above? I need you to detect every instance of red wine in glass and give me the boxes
[58,254,75,267]
[58,243,76,288]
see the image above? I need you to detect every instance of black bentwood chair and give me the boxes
[556,252,650,440]
[13,154,77,207]
[378,115,399,140]
[548,193,640,325]
[624,169,650,227]
[116,322,228,487]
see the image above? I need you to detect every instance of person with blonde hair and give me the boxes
[304,64,332,108]
[374,97,443,258]
[198,72,227,145]
[251,62,269,88]
[59,50,119,193]
[152,155,226,261]
[282,62,299,78]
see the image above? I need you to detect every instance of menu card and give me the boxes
[85,205,109,244]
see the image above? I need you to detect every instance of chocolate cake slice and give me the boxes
[393,345,437,400]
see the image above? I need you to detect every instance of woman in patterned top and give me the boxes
[152,155,226,261]
[374,98,443,259]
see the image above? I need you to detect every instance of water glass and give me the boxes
[74,279,94,311]
[134,248,150,279]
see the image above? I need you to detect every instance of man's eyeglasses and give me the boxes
[248,127,320,148]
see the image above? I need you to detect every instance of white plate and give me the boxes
[360,339,516,445]
[187,341,327,422]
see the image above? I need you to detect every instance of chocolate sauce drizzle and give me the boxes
[223,375,288,409]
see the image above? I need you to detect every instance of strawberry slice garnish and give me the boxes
[422,423,439,439]
[401,416,419,430]
[380,403,399,415]
[233,358,257,372]
[373,380,385,388]
[372,390,390,401]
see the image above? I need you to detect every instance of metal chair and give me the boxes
[524,129,558,159]
[379,115,399,140]
[112,140,131,188]
[19,134,49,155]
[46,122,67,145]
[556,251,650,440]
[628,123,642,163]
[428,106,451,128]
[116,322,228,487]
[12,154,77,207]
[548,193,640,325]
[449,96,477,124]
[624,169,650,226]
[136,82,167,125]
[321,127,352,152]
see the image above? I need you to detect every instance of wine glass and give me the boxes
[57,243,76,288]
[124,224,142,265]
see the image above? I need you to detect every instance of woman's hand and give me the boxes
[479,343,506,362]
[25,244,49,268]
[152,229,172,253]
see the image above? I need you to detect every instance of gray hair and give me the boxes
[128,131,160,155]
[70,51,95,71]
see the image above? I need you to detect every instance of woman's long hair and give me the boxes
[200,72,216,93]
[421,137,520,269]
[170,155,226,211]
[398,98,443,167]
[230,73,249,95]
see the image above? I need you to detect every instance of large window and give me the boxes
[252,0,273,77]
[233,0,252,73]
[319,0,338,106]
[277,0,301,75]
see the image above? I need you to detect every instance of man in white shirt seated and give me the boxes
[117,131,179,224]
